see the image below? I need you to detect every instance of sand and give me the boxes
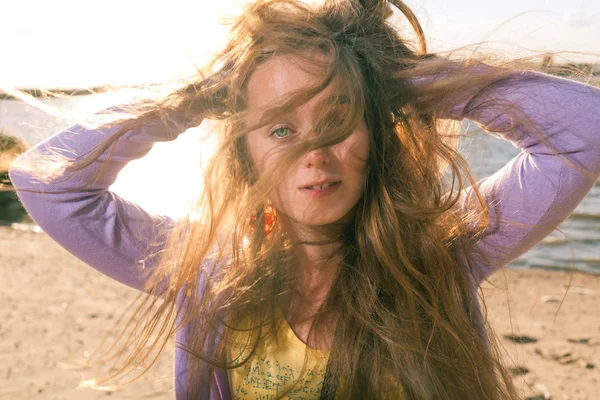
[1,224,598,400]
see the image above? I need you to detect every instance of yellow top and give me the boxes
[227,309,329,399]
[226,310,405,399]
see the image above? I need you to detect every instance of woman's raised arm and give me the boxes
[444,70,600,283]
[9,110,193,292]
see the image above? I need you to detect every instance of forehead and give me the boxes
[246,53,344,111]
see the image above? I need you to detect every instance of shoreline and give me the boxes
[1,226,598,399]
[0,87,114,100]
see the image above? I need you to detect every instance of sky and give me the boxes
[1,0,599,88]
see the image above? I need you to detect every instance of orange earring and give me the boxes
[249,204,277,236]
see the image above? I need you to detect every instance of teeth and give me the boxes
[307,182,336,190]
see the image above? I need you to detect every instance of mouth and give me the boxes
[299,181,342,197]
[300,180,342,190]
[301,181,341,190]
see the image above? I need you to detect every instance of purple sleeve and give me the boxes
[8,113,192,291]
[446,71,600,283]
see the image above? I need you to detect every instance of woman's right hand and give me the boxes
[174,61,236,123]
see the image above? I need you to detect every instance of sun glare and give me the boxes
[65,91,219,221]
[108,125,216,221]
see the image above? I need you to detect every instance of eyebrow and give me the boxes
[256,95,351,125]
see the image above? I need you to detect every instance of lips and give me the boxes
[300,180,341,189]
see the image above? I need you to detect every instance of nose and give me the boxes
[303,146,331,168]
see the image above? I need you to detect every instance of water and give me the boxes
[1,92,211,221]
[463,128,600,274]
[1,95,599,275]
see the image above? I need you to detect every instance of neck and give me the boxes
[279,216,343,311]
[294,242,340,306]
[276,216,346,350]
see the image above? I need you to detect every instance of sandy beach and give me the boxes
[1,224,598,400]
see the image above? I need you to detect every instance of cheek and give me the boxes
[246,134,264,173]
[247,134,278,176]
[337,130,370,173]
[246,134,293,205]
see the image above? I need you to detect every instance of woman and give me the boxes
[8,0,600,398]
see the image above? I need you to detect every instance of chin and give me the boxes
[299,209,354,227]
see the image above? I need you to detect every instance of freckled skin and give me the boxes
[245,54,370,226]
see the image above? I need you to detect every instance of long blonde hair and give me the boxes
[11,0,582,398]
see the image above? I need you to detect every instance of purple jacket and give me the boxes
[9,70,600,399]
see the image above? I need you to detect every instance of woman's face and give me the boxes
[245,54,370,226]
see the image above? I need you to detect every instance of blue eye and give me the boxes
[269,125,292,139]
